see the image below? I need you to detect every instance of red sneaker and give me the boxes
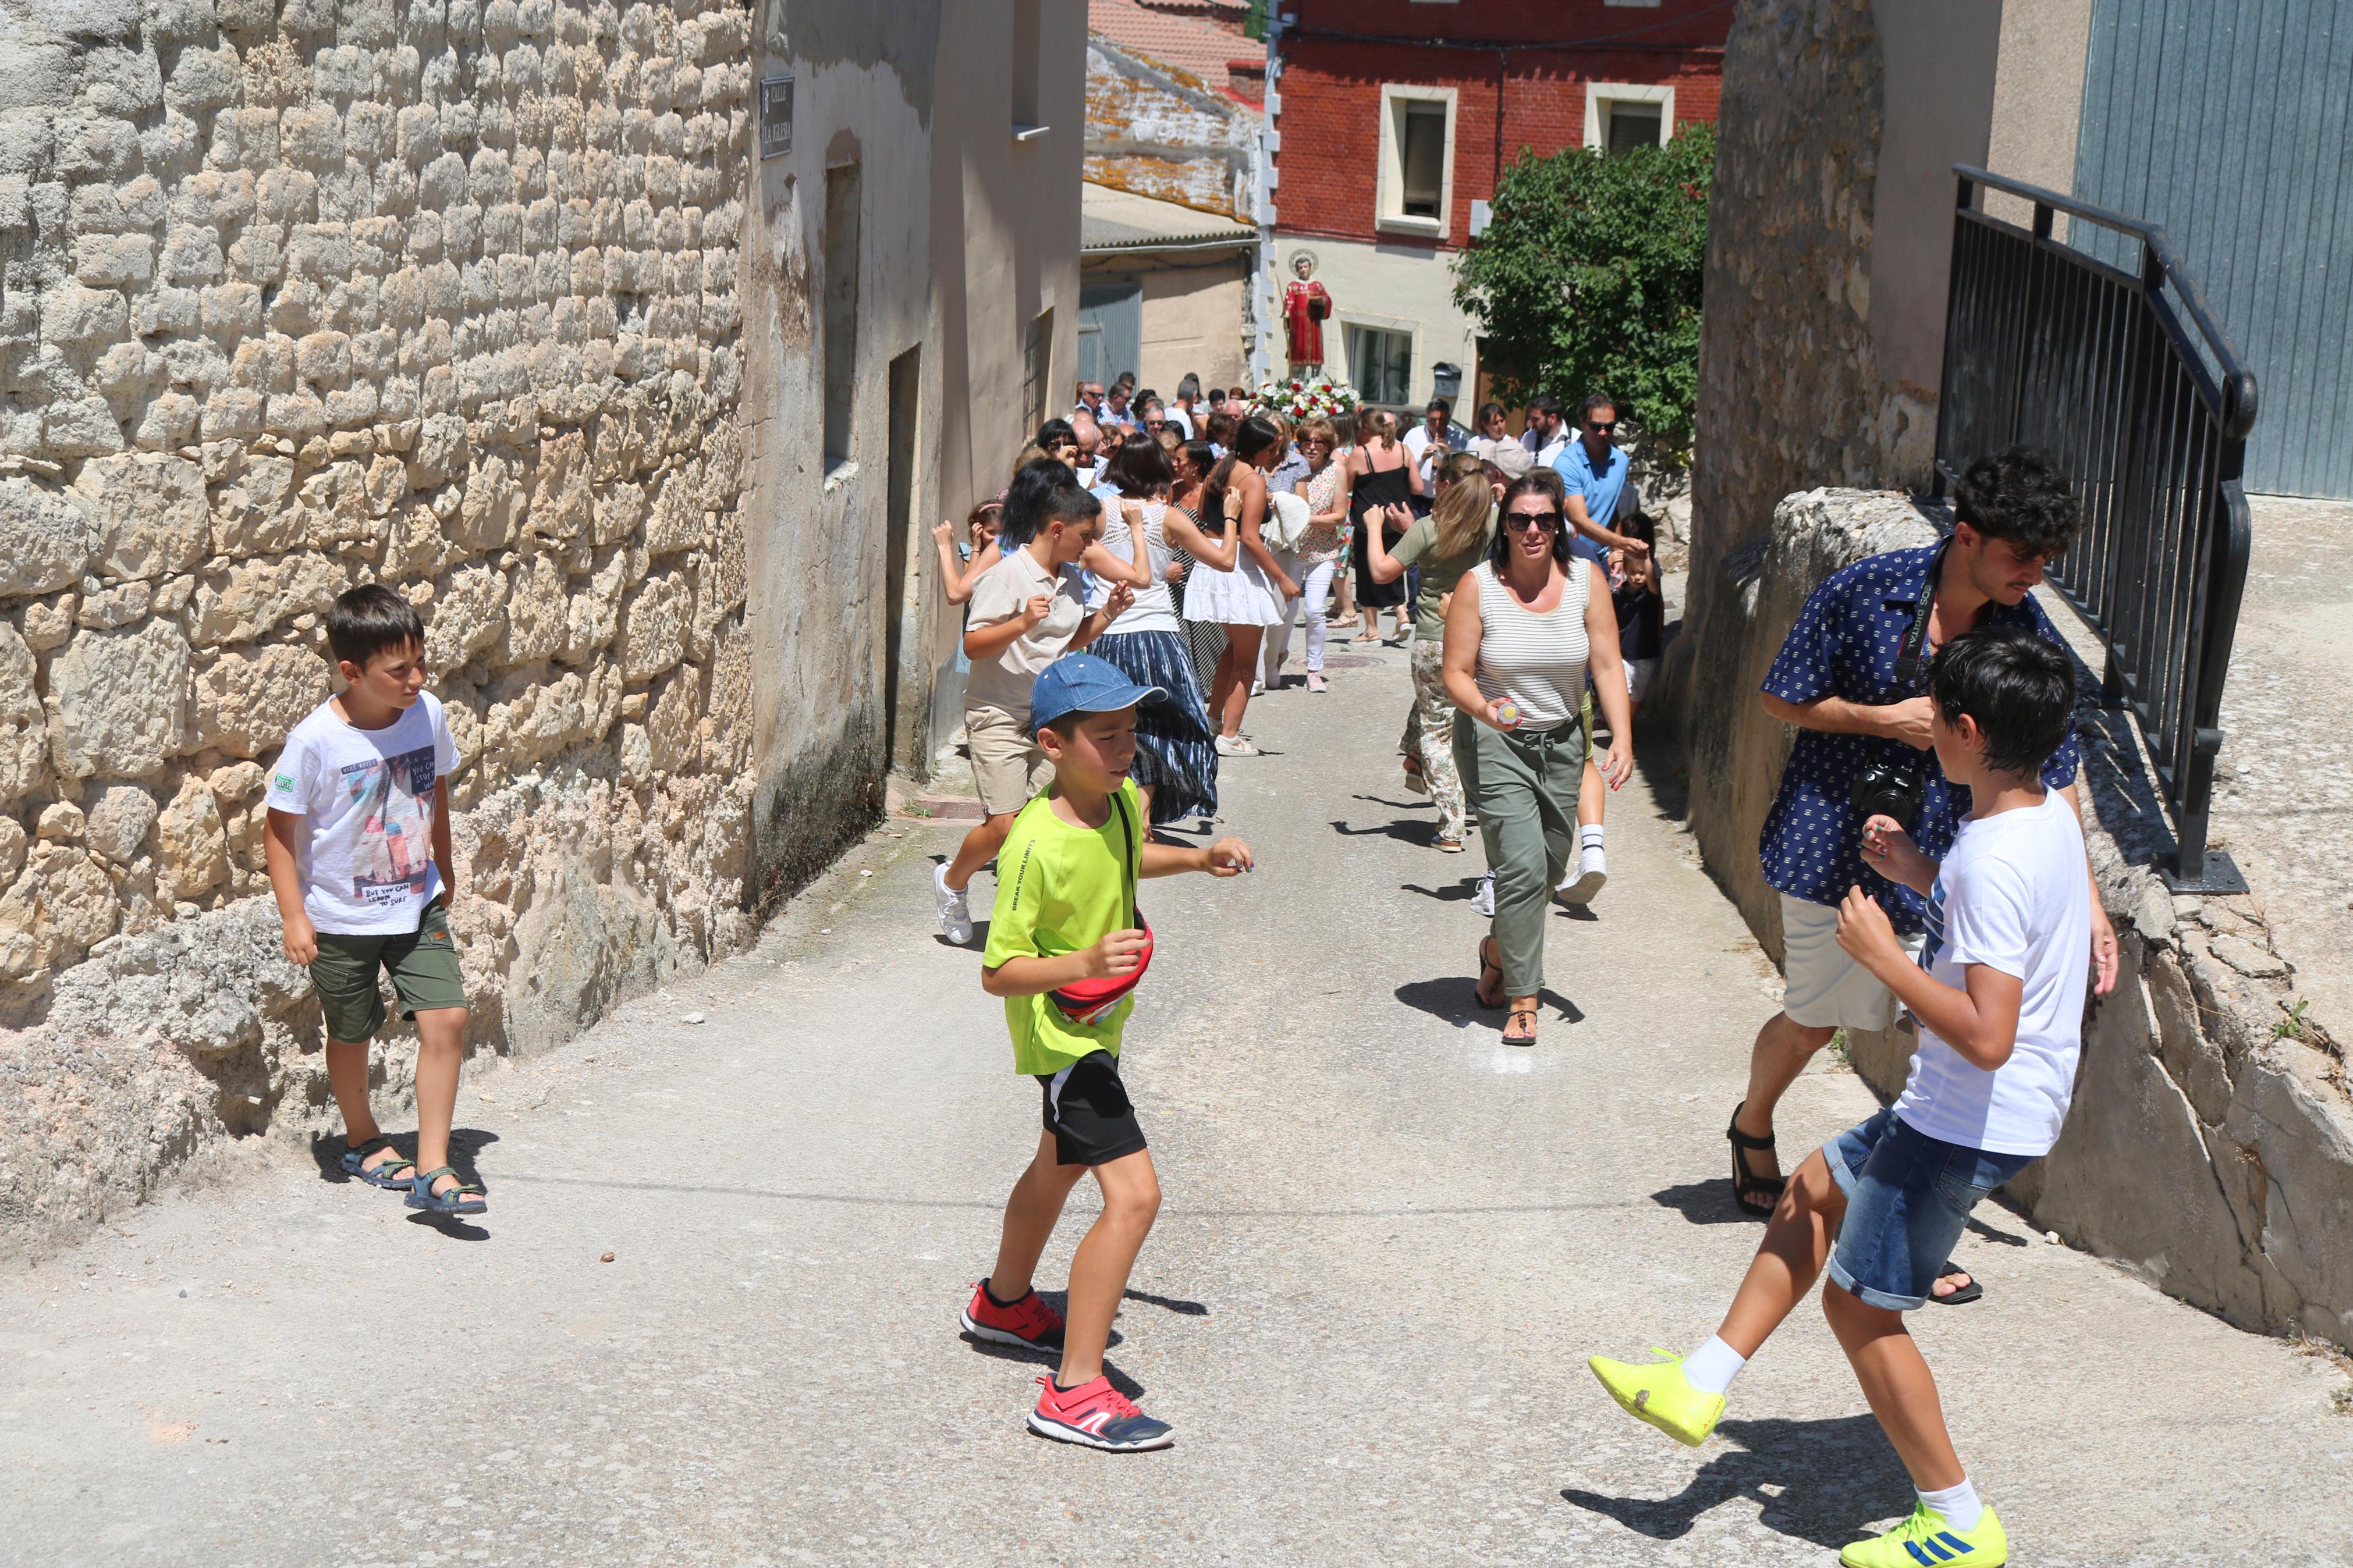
[960,1279,1065,1352]
[1027,1374,1174,1451]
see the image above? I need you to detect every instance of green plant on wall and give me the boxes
[1453,123,1713,463]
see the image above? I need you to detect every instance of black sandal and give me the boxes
[1726,1102,1785,1218]
[1474,937,1505,1009]
[1502,1005,1539,1046]
[1930,1268,1983,1306]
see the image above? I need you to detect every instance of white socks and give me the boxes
[1579,824,1606,872]
[1680,1335,1746,1396]
[1917,1478,1983,1533]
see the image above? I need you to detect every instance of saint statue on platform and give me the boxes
[1282,250,1332,378]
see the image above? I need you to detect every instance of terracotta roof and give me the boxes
[1089,0,1262,101]
[1082,182,1259,252]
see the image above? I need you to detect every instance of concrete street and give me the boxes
[5,643,2350,1567]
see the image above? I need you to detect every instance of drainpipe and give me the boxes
[1252,7,1286,386]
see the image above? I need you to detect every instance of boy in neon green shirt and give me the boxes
[958,654,1252,1452]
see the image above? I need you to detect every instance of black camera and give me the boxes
[1850,755,1924,831]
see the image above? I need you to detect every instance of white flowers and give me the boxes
[1253,374,1362,421]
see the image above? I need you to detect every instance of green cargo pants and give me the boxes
[1451,710,1587,998]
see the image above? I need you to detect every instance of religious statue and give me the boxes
[1282,250,1332,378]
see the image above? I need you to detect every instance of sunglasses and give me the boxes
[1302,437,1332,447]
[1586,421,1617,434]
[1504,510,1563,533]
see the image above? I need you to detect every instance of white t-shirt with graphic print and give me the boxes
[264,692,460,936]
[1892,791,2092,1157]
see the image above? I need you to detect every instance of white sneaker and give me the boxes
[1214,733,1260,758]
[1250,678,1266,696]
[934,863,974,945]
[1470,870,1496,917]
[1557,848,1607,906]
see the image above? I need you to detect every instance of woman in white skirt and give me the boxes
[1186,415,1298,757]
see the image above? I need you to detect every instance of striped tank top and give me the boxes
[1470,558,1590,732]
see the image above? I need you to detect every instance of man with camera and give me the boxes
[1727,446,2119,1302]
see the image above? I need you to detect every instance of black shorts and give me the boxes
[1036,1051,1148,1167]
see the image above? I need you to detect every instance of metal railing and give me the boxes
[1935,165,2255,893]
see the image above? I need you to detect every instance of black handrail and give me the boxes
[1935,164,2255,893]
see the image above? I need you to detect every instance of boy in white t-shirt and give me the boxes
[262,585,481,1217]
[1590,627,2091,1568]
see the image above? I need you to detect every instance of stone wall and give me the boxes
[0,0,760,1249]
[1710,488,2353,1345]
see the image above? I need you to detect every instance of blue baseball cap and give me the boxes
[1029,653,1166,734]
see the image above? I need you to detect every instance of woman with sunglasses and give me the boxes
[1443,473,1634,1046]
[1286,416,1353,693]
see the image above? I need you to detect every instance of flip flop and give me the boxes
[338,1136,417,1190]
[1929,1269,1983,1306]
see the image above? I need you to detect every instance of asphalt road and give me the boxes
[6,642,2350,1567]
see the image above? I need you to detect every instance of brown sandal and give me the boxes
[1502,1005,1539,1046]
[1474,938,1505,1009]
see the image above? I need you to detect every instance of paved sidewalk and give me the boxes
[2212,495,2353,1032]
[4,647,2349,1567]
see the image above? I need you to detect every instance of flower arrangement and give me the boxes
[1252,375,1362,422]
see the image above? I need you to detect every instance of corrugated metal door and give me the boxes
[1077,284,1142,388]
[2075,0,2353,497]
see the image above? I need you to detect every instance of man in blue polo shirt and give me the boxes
[1553,393,1651,563]
[1727,445,2119,1305]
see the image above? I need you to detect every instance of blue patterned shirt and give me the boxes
[1757,543,2080,933]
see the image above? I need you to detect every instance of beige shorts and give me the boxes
[967,705,1054,817]
[1779,892,1927,1032]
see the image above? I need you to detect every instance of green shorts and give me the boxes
[308,898,468,1044]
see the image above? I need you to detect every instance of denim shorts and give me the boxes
[1823,1109,2037,1311]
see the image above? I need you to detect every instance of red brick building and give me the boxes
[1266,1,1727,406]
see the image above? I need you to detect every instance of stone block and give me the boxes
[84,782,159,865]
[45,619,192,779]
[190,642,332,755]
[0,623,46,807]
[73,453,210,580]
[423,560,510,670]
[211,453,303,557]
[644,660,703,773]
[559,542,634,663]
[0,817,22,883]
[184,551,352,644]
[614,566,690,681]
[0,476,93,596]
[155,774,229,901]
[495,550,567,666]
[0,844,118,979]
[77,581,152,630]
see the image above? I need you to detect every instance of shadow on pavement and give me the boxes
[1560,1413,1908,1548]
[1393,977,1585,1028]
[1648,1179,1752,1226]
[1123,1288,1208,1317]
[308,1127,499,1187]
[1331,816,1443,848]
[1399,879,1481,903]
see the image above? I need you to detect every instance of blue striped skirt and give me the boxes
[1088,628,1219,825]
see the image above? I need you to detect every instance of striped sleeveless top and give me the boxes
[1470,558,1590,732]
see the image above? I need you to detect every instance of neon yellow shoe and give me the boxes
[1839,1502,2007,1567]
[1585,1347,1725,1446]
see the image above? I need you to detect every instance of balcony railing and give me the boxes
[1935,165,2255,893]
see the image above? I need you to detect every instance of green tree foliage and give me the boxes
[1453,124,1713,458]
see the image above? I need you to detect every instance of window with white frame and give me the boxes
[1376,84,1457,237]
[1584,83,1674,155]
[1346,323,1413,406]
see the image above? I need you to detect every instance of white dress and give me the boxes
[1181,485,1288,627]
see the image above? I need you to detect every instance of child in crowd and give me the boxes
[959,653,1254,1450]
[932,499,1006,607]
[1609,511,1665,718]
[262,584,482,1216]
[1589,626,2091,1567]
[935,482,1134,945]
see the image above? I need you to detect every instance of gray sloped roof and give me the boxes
[1081,182,1257,253]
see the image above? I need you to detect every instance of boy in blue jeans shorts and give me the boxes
[956,653,1252,1451]
[1591,626,2092,1567]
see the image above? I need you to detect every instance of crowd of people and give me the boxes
[927,378,2114,1567]
[260,342,2115,1563]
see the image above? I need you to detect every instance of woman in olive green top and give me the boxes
[1361,450,1497,851]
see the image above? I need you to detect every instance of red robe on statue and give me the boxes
[1283,279,1332,369]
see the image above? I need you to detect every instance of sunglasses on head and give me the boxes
[1505,510,1563,532]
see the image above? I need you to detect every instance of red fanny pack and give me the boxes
[1049,792,1152,1026]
